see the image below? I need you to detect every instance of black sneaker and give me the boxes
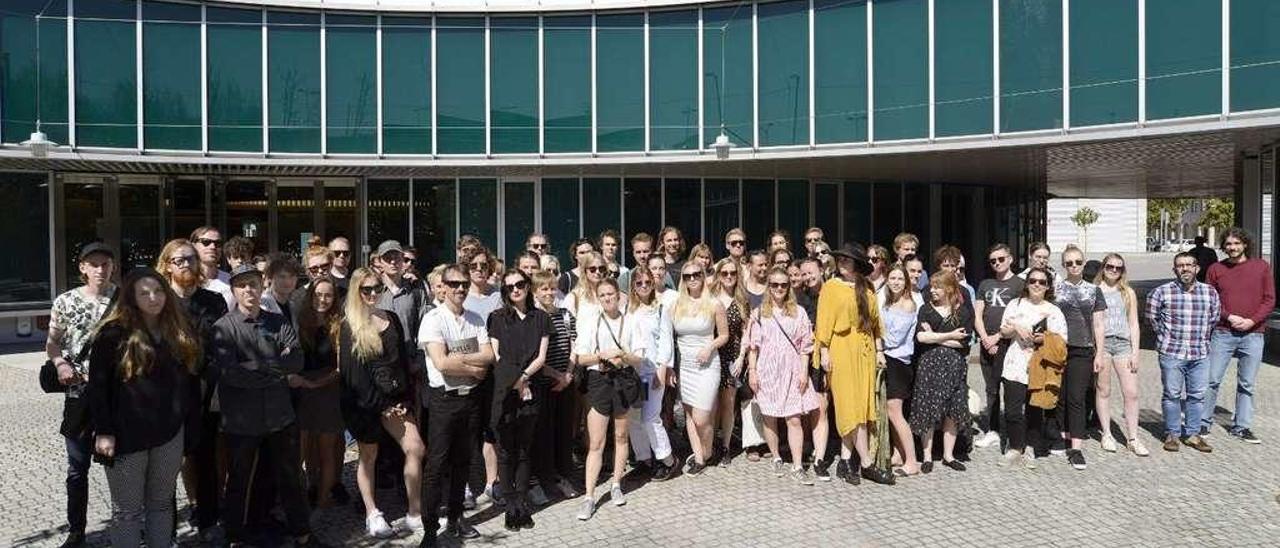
[1231,428,1261,444]
[651,461,676,482]
[840,460,860,485]
[58,533,85,548]
[834,458,850,481]
[812,458,833,482]
[686,461,707,476]
[445,518,480,539]
[718,445,735,467]
[1199,426,1211,437]
[1066,449,1087,470]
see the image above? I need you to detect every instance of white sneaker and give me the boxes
[475,484,494,506]
[997,450,1020,467]
[610,483,627,507]
[1128,438,1150,457]
[1100,436,1118,453]
[529,484,549,506]
[576,497,595,521]
[1024,451,1037,470]
[365,510,394,538]
[402,513,424,532]
[974,431,1001,449]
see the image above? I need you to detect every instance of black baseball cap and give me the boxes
[77,242,114,261]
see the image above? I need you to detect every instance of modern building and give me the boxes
[1,0,1279,342]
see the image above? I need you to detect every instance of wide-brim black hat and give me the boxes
[829,243,874,276]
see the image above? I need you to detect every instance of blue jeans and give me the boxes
[1158,355,1209,438]
[1204,330,1264,433]
[65,433,93,536]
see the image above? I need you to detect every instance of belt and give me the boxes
[432,385,474,396]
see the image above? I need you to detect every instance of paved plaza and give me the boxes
[3,340,1279,547]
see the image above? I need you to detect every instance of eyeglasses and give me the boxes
[866,255,881,262]
[529,242,548,250]
[1175,263,1198,270]
[443,279,468,289]
[1104,264,1125,273]
[1027,278,1050,287]
[989,256,1009,265]
[504,280,529,291]
[585,266,604,273]
[469,262,490,272]
[727,240,746,247]
[767,282,789,289]
[168,254,197,266]
[359,284,386,296]
[805,237,822,243]
[195,238,221,247]
[681,272,704,281]
[1063,259,1084,267]
[634,280,653,288]
[719,270,737,277]
[307,262,332,274]
[331,249,350,258]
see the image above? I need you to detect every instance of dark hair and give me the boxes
[1219,227,1254,256]
[598,229,621,248]
[500,270,535,312]
[1028,241,1051,255]
[1174,251,1198,265]
[462,246,493,275]
[933,245,962,270]
[835,257,879,337]
[265,254,303,279]
[224,236,255,262]
[748,248,770,261]
[986,242,1012,258]
[568,238,596,264]
[1021,267,1056,302]
[298,277,342,354]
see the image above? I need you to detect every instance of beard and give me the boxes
[172,269,199,291]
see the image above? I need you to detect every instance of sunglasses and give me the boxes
[529,243,548,249]
[866,255,881,262]
[195,238,221,247]
[443,279,468,289]
[719,270,737,277]
[605,270,618,279]
[1063,259,1084,267]
[359,284,386,296]
[586,266,604,273]
[634,280,653,288]
[168,254,197,266]
[331,250,350,258]
[1104,264,1125,272]
[681,272,704,281]
[989,256,1009,265]
[504,280,529,291]
[1027,278,1050,287]
[768,282,789,289]
[727,240,746,247]
[307,262,332,273]
[547,269,560,276]
[469,262,490,272]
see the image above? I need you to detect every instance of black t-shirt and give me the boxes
[1055,279,1107,348]
[915,301,975,356]
[486,307,554,401]
[976,275,1026,335]
[1192,246,1218,282]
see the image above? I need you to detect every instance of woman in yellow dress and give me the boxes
[814,243,895,486]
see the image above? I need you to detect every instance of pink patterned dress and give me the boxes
[748,307,820,418]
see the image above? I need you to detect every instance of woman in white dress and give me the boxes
[671,261,729,476]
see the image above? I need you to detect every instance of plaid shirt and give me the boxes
[1146,281,1221,360]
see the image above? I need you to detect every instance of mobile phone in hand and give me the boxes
[93,452,115,467]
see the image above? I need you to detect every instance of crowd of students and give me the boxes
[44,223,1272,547]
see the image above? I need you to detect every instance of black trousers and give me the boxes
[1055,347,1095,441]
[223,424,311,543]
[533,384,577,483]
[495,391,541,511]
[979,340,1010,433]
[1002,380,1029,452]
[468,377,495,495]
[64,432,93,536]
[192,410,222,530]
[423,386,481,540]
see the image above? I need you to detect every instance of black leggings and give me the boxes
[1056,347,1094,441]
[495,393,540,513]
[979,341,1010,433]
[533,384,577,483]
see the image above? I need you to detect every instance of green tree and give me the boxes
[1197,198,1235,235]
[1147,198,1191,242]
[1072,206,1100,251]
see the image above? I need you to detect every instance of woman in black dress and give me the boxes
[909,271,973,473]
[339,267,425,537]
[487,270,551,531]
[710,257,750,464]
[292,277,343,508]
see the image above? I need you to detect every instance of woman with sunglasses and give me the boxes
[564,251,613,323]
[624,268,678,481]
[573,278,639,520]
[880,265,921,477]
[464,247,504,320]
[1054,244,1107,470]
[1092,253,1146,456]
[709,258,753,465]
[339,267,425,537]
[748,266,820,484]
[909,272,974,473]
[293,277,344,509]
[811,241,836,279]
[486,270,551,531]
[88,268,201,548]
[673,262,730,475]
[559,238,597,295]
[771,248,794,270]
[997,267,1066,468]
[867,245,889,292]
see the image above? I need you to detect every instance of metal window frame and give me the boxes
[1221,0,1230,117]
[485,16,492,157]
[992,0,1000,135]
[697,7,704,151]
[927,0,935,141]
[376,15,383,156]
[260,8,268,154]
[1062,0,1071,131]
[866,0,874,144]
[135,0,143,152]
[590,14,598,155]
[751,2,759,149]
[200,4,208,154]
[643,11,651,154]
[538,15,545,156]
[807,0,815,148]
[319,11,327,155]
[1138,0,1146,125]
[67,0,76,148]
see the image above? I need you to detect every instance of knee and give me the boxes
[404,441,426,462]
[587,434,607,454]
[1095,381,1112,399]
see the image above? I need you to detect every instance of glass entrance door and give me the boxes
[501,179,536,263]
[57,174,164,291]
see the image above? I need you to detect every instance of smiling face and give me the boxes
[1223,235,1246,260]
[787,264,803,289]
[631,271,655,300]
[716,262,739,291]
[584,256,606,283]
[769,234,788,252]
[358,277,385,306]
[804,230,823,253]
[681,264,705,295]
[1102,256,1125,283]
[767,271,790,304]
[905,259,924,288]
[662,232,681,256]
[535,281,556,308]
[442,270,469,308]
[193,228,222,265]
[1025,271,1050,301]
[725,234,746,258]
[801,261,824,289]
[749,254,769,282]
[886,267,907,295]
[1173,255,1199,285]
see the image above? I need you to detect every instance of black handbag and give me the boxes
[41,325,99,394]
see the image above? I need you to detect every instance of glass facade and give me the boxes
[1,0,1275,155]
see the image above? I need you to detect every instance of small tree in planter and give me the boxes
[1071,206,1100,251]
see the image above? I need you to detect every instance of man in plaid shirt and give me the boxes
[1147,252,1221,454]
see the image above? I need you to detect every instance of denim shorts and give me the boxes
[1103,335,1132,358]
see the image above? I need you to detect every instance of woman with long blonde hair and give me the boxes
[339,267,425,537]
[688,243,715,274]
[1092,253,1146,456]
[672,261,730,475]
[563,251,611,322]
[88,268,201,547]
[708,257,752,464]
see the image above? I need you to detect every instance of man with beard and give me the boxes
[191,226,235,308]
[1147,253,1220,454]
[155,239,228,541]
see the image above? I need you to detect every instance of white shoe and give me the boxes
[1128,438,1150,457]
[974,431,1001,449]
[1024,452,1037,470]
[997,450,1020,467]
[402,513,424,532]
[365,510,394,538]
[576,497,595,521]
[1101,436,1118,453]
[529,484,549,506]
[610,483,627,507]
[475,484,494,506]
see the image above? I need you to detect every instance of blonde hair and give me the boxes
[343,267,384,362]
[1093,252,1135,312]
[708,257,749,314]
[673,264,716,320]
[568,251,605,314]
[689,243,714,267]
[760,266,798,318]
[627,267,658,310]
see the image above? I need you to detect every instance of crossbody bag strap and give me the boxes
[771,313,803,356]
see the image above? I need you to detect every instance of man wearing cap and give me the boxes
[212,265,328,548]
[372,240,430,494]
[45,242,117,548]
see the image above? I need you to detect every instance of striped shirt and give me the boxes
[1146,281,1221,360]
[537,307,576,387]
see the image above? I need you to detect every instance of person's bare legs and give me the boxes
[716,387,737,453]
[853,424,871,468]
[810,395,830,462]
[355,442,380,516]
[761,416,781,460]
[383,415,425,517]
[919,428,935,466]
[941,418,958,462]
[483,442,498,493]
[1096,353,1117,442]
[583,409,610,500]
[1112,355,1141,442]
[610,415,630,486]
[784,416,805,470]
[886,399,919,474]
[684,405,716,464]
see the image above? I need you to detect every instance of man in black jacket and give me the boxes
[213,264,330,548]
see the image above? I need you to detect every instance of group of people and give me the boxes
[45,221,1271,547]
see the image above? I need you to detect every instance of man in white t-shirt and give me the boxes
[418,265,494,544]
[191,226,234,308]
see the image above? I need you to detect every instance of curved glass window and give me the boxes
[758,0,809,147]
[381,17,431,154]
[649,10,699,151]
[1230,0,1280,112]
[142,1,200,150]
[76,0,137,148]
[437,18,485,154]
[596,14,644,152]
[814,0,867,144]
[872,0,927,141]
[490,17,538,153]
[1069,0,1137,127]
[1000,0,1062,132]
[1146,0,1220,120]
[207,6,262,152]
[267,11,321,153]
[703,5,752,148]
[935,0,993,136]
[543,16,591,153]
[325,14,376,154]
[1,0,69,145]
